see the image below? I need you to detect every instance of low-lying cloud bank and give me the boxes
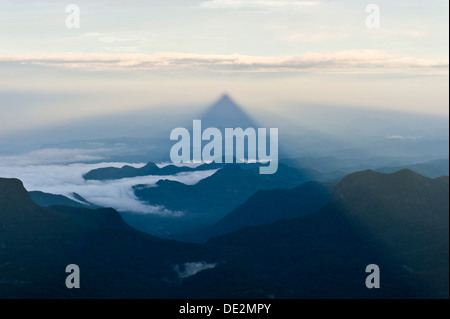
[0,148,108,166]
[0,50,447,74]
[0,162,216,216]
[174,261,218,279]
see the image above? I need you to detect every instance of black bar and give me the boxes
[0,299,447,318]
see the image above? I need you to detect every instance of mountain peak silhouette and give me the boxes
[217,93,233,104]
[0,178,36,220]
[201,94,256,129]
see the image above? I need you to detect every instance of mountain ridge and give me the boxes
[176,181,333,243]
[0,177,217,298]
[83,161,223,181]
[0,167,448,298]
[29,191,96,209]
[130,163,324,236]
[203,169,448,298]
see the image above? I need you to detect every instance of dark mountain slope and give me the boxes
[0,178,216,299]
[131,164,323,236]
[177,181,333,243]
[2,169,447,298]
[29,191,96,209]
[182,170,449,298]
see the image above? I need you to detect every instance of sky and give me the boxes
[0,0,448,138]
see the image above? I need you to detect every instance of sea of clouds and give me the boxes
[0,152,217,216]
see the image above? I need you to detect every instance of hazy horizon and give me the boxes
[0,0,448,141]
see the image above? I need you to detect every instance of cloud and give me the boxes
[0,148,106,166]
[174,261,218,279]
[80,32,147,52]
[0,50,447,74]
[200,0,322,9]
[387,135,422,140]
[282,31,351,42]
[81,32,142,43]
[280,27,428,44]
[0,161,217,216]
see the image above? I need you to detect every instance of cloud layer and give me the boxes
[1,50,447,74]
[200,0,322,9]
[0,148,107,166]
[174,261,218,279]
[0,161,217,216]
